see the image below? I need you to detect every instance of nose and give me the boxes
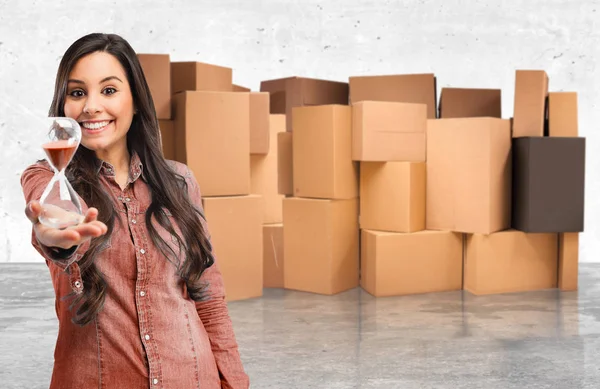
[83,95,102,115]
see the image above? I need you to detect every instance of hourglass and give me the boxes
[38,117,85,229]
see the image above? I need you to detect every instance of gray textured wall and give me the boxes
[0,0,598,262]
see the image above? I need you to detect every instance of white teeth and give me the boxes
[82,121,110,130]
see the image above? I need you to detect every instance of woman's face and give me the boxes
[64,51,135,159]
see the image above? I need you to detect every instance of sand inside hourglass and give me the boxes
[42,139,78,171]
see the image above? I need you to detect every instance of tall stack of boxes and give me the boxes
[139,55,265,301]
[139,51,585,301]
[260,78,360,295]
[350,74,463,297]
[510,72,584,292]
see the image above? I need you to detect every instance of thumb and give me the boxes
[25,201,41,224]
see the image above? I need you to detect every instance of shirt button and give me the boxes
[125,197,131,202]
[140,249,146,254]
[132,219,137,224]
[153,378,159,385]
[140,291,146,297]
[145,334,151,340]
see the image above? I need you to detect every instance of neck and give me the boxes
[96,144,131,174]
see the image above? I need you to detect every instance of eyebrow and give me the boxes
[67,76,123,85]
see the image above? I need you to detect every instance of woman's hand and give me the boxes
[25,200,108,249]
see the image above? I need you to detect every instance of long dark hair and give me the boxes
[50,33,214,326]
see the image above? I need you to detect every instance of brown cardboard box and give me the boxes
[360,162,425,233]
[202,195,263,301]
[277,132,293,196]
[464,230,558,295]
[549,92,578,137]
[513,70,549,137]
[171,61,233,94]
[349,73,437,119]
[293,105,358,199]
[352,101,427,162]
[438,87,501,118]
[232,84,251,92]
[283,197,359,295]
[361,230,463,297]
[559,232,579,291]
[251,114,285,223]
[137,54,171,119]
[511,137,585,233]
[173,91,250,196]
[263,224,284,288]
[260,76,349,131]
[426,117,511,234]
[250,93,270,154]
[158,120,175,160]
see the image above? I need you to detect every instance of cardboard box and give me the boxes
[426,117,512,234]
[360,162,425,233]
[293,105,358,199]
[361,230,463,297]
[249,92,270,155]
[283,197,359,295]
[260,76,349,132]
[158,120,175,160]
[559,232,579,291]
[352,101,427,162]
[173,91,250,196]
[464,230,558,295]
[171,61,233,94]
[349,73,437,119]
[512,137,585,232]
[137,54,171,119]
[277,132,293,196]
[549,92,578,137]
[513,70,549,137]
[202,195,263,301]
[263,224,284,288]
[251,114,285,223]
[438,87,501,118]
[232,84,251,92]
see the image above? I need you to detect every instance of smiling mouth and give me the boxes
[81,120,113,132]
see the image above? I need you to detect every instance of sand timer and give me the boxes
[38,117,84,229]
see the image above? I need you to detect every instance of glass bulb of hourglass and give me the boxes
[38,117,85,229]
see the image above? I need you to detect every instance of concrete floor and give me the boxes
[1,264,599,389]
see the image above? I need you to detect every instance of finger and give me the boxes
[74,224,103,238]
[72,221,108,238]
[25,201,42,224]
[82,208,99,224]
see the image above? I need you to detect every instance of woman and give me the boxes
[20,33,250,389]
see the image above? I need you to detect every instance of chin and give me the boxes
[80,140,110,154]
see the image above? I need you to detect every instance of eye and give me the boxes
[68,89,85,98]
[103,87,117,95]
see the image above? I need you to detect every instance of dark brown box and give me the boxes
[438,88,501,118]
[349,73,437,119]
[512,137,585,232]
[259,76,349,131]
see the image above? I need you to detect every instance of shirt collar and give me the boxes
[95,150,144,183]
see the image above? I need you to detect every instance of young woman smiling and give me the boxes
[21,33,249,389]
